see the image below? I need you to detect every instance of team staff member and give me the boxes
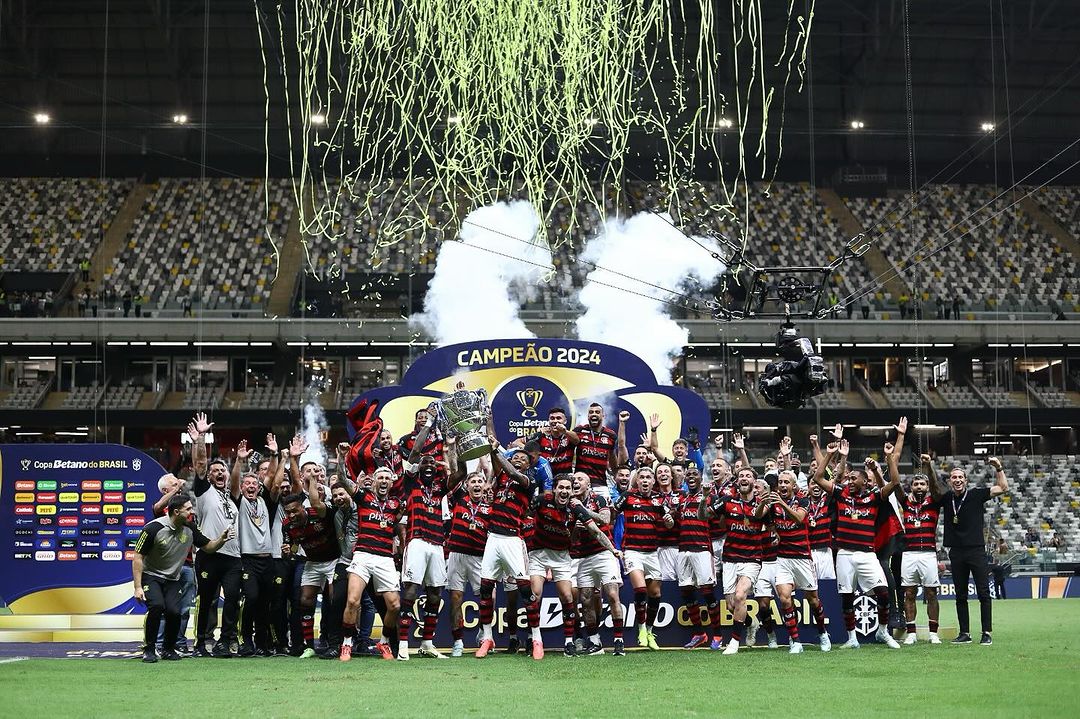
[188,413,244,658]
[941,457,1008,645]
[133,494,232,663]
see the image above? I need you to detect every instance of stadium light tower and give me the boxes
[172,113,189,125]
[33,112,51,125]
[849,119,865,130]
[980,121,995,133]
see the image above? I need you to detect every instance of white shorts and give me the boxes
[812,548,835,580]
[835,549,887,594]
[900,551,940,588]
[711,538,725,574]
[657,545,679,582]
[754,560,778,597]
[528,548,574,582]
[623,549,661,581]
[569,558,581,583]
[401,538,447,588]
[576,552,623,589]
[480,533,528,582]
[346,551,400,594]
[300,558,337,589]
[775,557,818,591]
[446,552,483,593]
[722,561,761,595]
[677,550,716,588]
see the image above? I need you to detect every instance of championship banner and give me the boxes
[0,444,161,637]
[347,339,711,450]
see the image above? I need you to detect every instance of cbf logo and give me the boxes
[853,593,879,635]
[132,458,142,472]
[516,388,543,418]
[20,459,31,472]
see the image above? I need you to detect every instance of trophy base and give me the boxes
[456,435,492,462]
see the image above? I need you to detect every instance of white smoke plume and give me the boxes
[414,201,552,346]
[575,213,725,384]
[299,389,329,468]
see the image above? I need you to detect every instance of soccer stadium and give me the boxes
[0,1,1078,716]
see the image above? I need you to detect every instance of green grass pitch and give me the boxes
[2,600,1078,718]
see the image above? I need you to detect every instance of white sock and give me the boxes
[590,633,600,645]
[848,630,859,642]
[530,627,542,642]
[342,637,353,648]
[481,624,492,642]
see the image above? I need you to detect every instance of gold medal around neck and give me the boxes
[953,516,959,525]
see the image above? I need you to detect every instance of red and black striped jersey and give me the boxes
[657,491,681,547]
[900,494,942,552]
[487,471,531,537]
[284,507,340,563]
[573,425,617,485]
[832,484,883,552]
[532,432,575,476]
[403,478,447,546]
[521,513,535,552]
[711,496,764,563]
[678,492,712,552]
[707,483,736,541]
[761,531,779,562]
[571,492,613,559]
[398,430,445,464]
[532,494,590,552]
[613,491,668,552]
[446,492,489,556]
[766,498,812,559]
[352,491,403,557]
[805,494,834,550]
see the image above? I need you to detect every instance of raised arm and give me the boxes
[489,436,531,490]
[836,439,850,478]
[407,402,438,464]
[190,412,213,480]
[230,439,251,500]
[891,416,909,461]
[614,411,630,468]
[647,413,667,462]
[874,450,898,498]
[287,434,307,495]
[777,436,793,472]
[307,468,327,517]
[263,434,280,492]
[885,442,903,497]
[987,457,1008,497]
[921,453,945,501]
[808,434,825,468]
[732,432,750,470]
[812,443,839,494]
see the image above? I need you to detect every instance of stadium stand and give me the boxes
[0,178,133,272]
[935,384,984,408]
[102,385,144,410]
[844,184,1080,313]
[181,384,224,410]
[60,383,105,409]
[0,380,52,409]
[102,178,292,312]
[1034,185,1080,234]
[880,384,925,408]
[981,387,1020,408]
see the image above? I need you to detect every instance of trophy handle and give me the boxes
[476,388,489,414]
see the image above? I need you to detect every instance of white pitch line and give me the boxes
[0,657,28,664]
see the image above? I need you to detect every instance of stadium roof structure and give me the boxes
[1,0,1078,181]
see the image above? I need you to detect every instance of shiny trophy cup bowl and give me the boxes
[434,388,491,462]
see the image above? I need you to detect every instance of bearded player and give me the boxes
[898,453,946,645]
[475,442,535,659]
[699,466,763,654]
[811,430,905,650]
[759,470,831,653]
[530,474,620,657]
[570,471,625,655]
[339,467,405,661]
[612,466,674,650]
[445,471,490,657]
[677,465,723,650]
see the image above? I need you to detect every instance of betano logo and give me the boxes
[15,480,35,491]
[58,551,78,561]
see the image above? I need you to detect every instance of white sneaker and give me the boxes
[789,642,804,654]
[451,639,463,657]
[767,633,778,649]
[876,627,901,649]
[928,632,942,645]
[840,636,860,650]
[819,633,832,652]
[396,645,410,661]
[903,633,917,645]
[722,639,740,655]
[745,618,759,648]
[418,641,447,659]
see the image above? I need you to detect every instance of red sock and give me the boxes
[782,607,800,642]
[302,614,314,648]
[708,601,722,634]
[423,612,438,641]
[479,579,495,626]
[929,619,939,633]
[812,602,827,633]
[561,600,576,640]
[452,625,463,641]
[398,614,411,644]
[841,593,856,632]
[614,622,624,640]
[874,588,890,626]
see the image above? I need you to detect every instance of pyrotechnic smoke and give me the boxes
[415,201,552,346]
[575,213,725,383]
[299,388,328,468]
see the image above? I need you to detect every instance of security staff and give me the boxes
[133,494,232,663]
[940,457,1008,645]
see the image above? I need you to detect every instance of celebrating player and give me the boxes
[445,472,490,657]
[570,471,625,655]
[677,465,723,650]
[897,453,945,645]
